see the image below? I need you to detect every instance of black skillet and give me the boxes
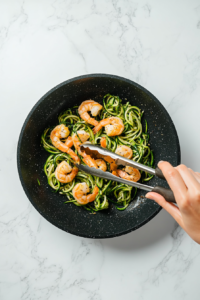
[17,74,181,239]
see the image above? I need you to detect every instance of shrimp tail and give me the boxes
[93,124,102,134]
[88,186,99,202]
[81,113,99,126]
[68,149,81,163]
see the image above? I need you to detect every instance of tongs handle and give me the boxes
[155,167,165,180]
[154,167,176,203]
[152,186,176,203]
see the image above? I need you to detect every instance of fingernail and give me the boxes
[145,193,154,200]
[158,160,163,164]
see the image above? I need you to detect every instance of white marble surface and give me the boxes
[1,0,200,299]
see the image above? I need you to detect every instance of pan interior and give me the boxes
[17,74,180,238]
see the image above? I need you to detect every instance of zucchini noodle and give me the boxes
[41,94,154,213]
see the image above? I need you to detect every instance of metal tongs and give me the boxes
[76,143,176,203]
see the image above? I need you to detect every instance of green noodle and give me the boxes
[41,94,154,213]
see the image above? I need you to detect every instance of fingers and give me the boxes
[188,168,200,184]
[146,192,185,228]
[175,165,200,190]
[158,161,187,205]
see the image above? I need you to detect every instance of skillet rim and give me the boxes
[17,73,181,239]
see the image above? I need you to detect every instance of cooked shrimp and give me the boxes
[116,167,141,182]
[72,130,98,169]
[78,100,103,126]
[72,183,99,205]
[51,124,70,140]
[115,145,133,159]
[96,159,107,171]
[100,155,117,172]
[76,130,91,143]
[100,137,107,148]
[55,161,78,183]
[93,117,124,136]
[72,130,90,155]
[82,156,98,168]
[50,125,80,163]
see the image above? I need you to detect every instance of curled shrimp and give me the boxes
[72,130,90,155]
[100,143,133,171]
[50,125,80,163]
[100,155,117,172]
[72,130,98,168]
[93,117,124,136]
[72,183,99,204]
[109,145,133,174]
[116,166,141,182]
[55,161,78,183]
[78,100,103,126]
[82,156,98,168]
[96,159,107,171]
[115,145,133,159]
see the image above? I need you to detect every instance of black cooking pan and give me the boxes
[17,74,180,238]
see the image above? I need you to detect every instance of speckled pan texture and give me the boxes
[17,74,181,239]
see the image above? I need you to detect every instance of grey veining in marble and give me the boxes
[0,0,200,299]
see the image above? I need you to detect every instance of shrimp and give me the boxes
[50,125,80,163]
[116,167,141,182]
[115,145,133,159]
[114,146,139,181]
[104,145,133,173]
[55,161,78,183]
[100,137,107,148]
[78,100,103,126]
[82,156,98,168]
[98,153,117,172]
[72,183,99,205]
[96,159,107,171]
[93,117,124,136]
[72,130,90,155]
[72,130,98,168]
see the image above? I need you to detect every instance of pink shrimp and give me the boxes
[93,117,124,136]
[50,125,80,163]
[116,167,141,182]
[72,130,98,168]
[115,145,133,159]
[78,100,103,126]
[72,183,99,205]
[55,161,78,183]
[96,159,107,171]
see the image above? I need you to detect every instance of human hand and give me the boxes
[146,161,200,244]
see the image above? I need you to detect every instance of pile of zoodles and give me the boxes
[41,94,154,213]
